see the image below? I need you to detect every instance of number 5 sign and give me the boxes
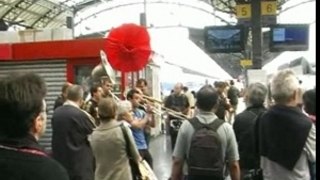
[236,4,251,19]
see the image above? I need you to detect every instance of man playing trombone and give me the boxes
[164,83,190,151]
[126,89,155,168]
[135,79,154,147]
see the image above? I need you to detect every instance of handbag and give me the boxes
[120,123,158,180]
[120,123,143,180]
[138,159,158,180]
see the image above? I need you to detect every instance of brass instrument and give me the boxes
[141,95,190,119]
[139,103,189,119]
[91,50,189,119]
[90,50,120,102]
[141,94,163,104]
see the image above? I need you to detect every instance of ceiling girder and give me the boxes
[31,6,64,27]
[0,0,25,19]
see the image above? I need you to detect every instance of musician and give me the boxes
[83,84,103,126]
[164,83,190,151]
[136,78,149,95]
[182,86,195,117]
[135,78,154,146]
[101,76,114,98]
[127,89,155,168]
[214,81,232,121]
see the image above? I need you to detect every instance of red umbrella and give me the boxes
[105,23,152,72]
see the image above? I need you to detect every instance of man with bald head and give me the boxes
[164,82,190,150]
[52,85,95,180]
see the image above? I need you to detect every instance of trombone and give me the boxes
[140,95,190,119]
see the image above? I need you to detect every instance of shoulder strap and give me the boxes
[253,111,266,167]
[189,117,224,131]
[208,119,225,132]
[120,123,133,159]
[189,117,203,131]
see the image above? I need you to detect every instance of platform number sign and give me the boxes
[236,1,277,26]
[261,1,277,15]
[236,4,251,19]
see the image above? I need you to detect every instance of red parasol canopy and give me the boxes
[105,23,152,72]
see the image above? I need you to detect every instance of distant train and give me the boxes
[265,56,315,90]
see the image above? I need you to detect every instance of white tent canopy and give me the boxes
[150,27,232,81]
[74,0,235,36]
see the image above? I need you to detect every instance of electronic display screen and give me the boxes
[204,25,245,53]
[270,24,309,52]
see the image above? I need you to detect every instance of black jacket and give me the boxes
[0,135,69,180]
[259,104,312,170]
[52,104,95,180]
[233,105,266,169]
[164,94,189,120]
[227,86,240,106]
[53,95,65,110]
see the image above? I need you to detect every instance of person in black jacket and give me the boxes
[52,85,95,180]
[233,82,268,179]
[214,81,231,121]
[227,80,240,123]
[53,82,72,110]
[259,69,315,179]
[164,83,190,150]
[0,72,69,180]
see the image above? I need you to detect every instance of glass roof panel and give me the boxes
[49,0,91,7]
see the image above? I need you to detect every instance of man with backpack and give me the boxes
[170,85,240,180]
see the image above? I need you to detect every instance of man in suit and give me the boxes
[52,85,95,180]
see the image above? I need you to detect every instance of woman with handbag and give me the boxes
[89,98,141,180]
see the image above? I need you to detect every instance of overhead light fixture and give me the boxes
[0,19,9,31]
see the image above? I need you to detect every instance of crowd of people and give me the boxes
[0,69,316,180]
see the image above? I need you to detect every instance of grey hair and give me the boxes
[246,83,268,106]
[271,69,299,103]
[117,100,132,116]
[66,85,84,101]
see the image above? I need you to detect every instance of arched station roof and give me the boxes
[0,0,291,29]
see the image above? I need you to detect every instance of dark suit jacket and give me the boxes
[233,105,266,169]
[53,95,65,110]
[52,103,95,180]
[0,135,69,180]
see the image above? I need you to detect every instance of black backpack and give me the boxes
[188,117,225,178]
